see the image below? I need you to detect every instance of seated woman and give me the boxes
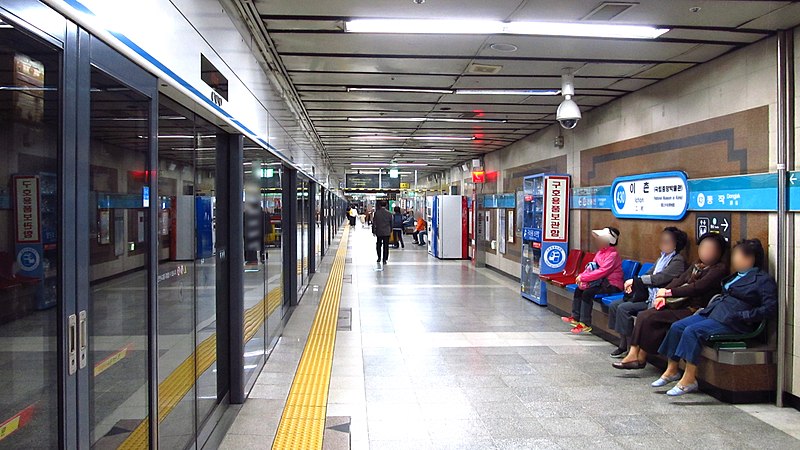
[654,238,777,396]
[608,227,688,358]
[562,227,623,334]
[612,232,728,370]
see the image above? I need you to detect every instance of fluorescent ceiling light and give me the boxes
[346,19,503,34]
[346,87,559,97]
[352,136,475,141]
[347,87,453,94]
[347,117,507,123]
[505,22,669,39]
[344,19,669,39]
[454,89,560,96]
[351,162,428,167]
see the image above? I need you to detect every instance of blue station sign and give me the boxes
[610,171,689,220]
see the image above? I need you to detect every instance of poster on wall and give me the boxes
[611,171,688,220]
[13,175,41,243]
[484,212,490,242]
[99,210,111,244]
[507,210,514,243]
[497,209,506,254]
[543,176,570,243]
[137,211,145,243]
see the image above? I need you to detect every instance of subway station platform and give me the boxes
[220,225,800,450]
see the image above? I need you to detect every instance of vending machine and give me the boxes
[429,195,469,260]
[521,173,571,305]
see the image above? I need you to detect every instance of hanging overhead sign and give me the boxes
[611,171,688,220]
[543,175,569,242]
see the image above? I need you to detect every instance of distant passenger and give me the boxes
[391,206,405,249]
[562,227,623,334]
[654,239,776,396]
[612,232,728,370]
[372,201,393,266]
[413,215,427,245]
[608,227,689,358]
[348,205,357,227]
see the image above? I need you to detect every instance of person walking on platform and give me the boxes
[562,227,623,334]
[348,205,358,227]
[372,201,392,266]
[391,206,405,249]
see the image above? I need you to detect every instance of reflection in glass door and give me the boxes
[87,67,151,447]
[0,19,60,450]
[155,97,221,448]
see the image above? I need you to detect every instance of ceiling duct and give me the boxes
[582,2,638,21]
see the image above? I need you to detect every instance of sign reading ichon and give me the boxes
[611,171,689,220]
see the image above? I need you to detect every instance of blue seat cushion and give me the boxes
[601,293,625,306]
[565,284,578,292]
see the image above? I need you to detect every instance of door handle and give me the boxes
[68,314,77,375]
[79,310,87,370]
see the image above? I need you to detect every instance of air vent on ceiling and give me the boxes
[582,2,638,21]
[466,63,503,74]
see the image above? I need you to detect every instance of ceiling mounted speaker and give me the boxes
[466,63,503,74]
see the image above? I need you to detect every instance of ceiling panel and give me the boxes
[281,55,470,74]
[245,0,800,176]
[256,0,525,19]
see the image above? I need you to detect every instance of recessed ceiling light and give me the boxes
[344,19,669,39]
[489,43,518,52]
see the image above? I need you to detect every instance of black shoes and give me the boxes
[610,348,627,358]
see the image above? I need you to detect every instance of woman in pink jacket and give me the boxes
[562,227,624,334]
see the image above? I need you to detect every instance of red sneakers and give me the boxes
[571,323,593,334]
[561,316,578,326]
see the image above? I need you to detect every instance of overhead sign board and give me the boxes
[611,171,688,220]
[543,176,569,242]
[689,173,777,212]
[345,173,379,189]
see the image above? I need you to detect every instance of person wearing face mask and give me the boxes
[607,227,689,358]
[612,232,729,370]
[652,238,776,396]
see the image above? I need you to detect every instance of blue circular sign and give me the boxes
[543,246,567,270]
[17,247,41,272]
[614,185,627,210]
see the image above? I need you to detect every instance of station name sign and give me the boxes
[611,171,689,220]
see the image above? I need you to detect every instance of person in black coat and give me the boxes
[653,238,777,397]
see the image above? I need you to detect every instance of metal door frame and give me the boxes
[75,32,159,449]
[0,2,76,448]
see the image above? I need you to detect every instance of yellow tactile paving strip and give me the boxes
[272,226,349,450]
[119,276,286,449]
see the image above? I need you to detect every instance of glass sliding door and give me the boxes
[242,143,267,387]
[155,96,222,448]
[0,17,61,450]
[242,141,285,388]
[86,66,152,448]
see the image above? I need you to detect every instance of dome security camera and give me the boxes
[557,98,581,130]
[556,69,581,130]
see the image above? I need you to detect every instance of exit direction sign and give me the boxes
[696,212,732,242]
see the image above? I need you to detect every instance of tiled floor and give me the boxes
[221,225,800,449]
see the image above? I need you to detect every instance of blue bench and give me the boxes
[599,262,654,306]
